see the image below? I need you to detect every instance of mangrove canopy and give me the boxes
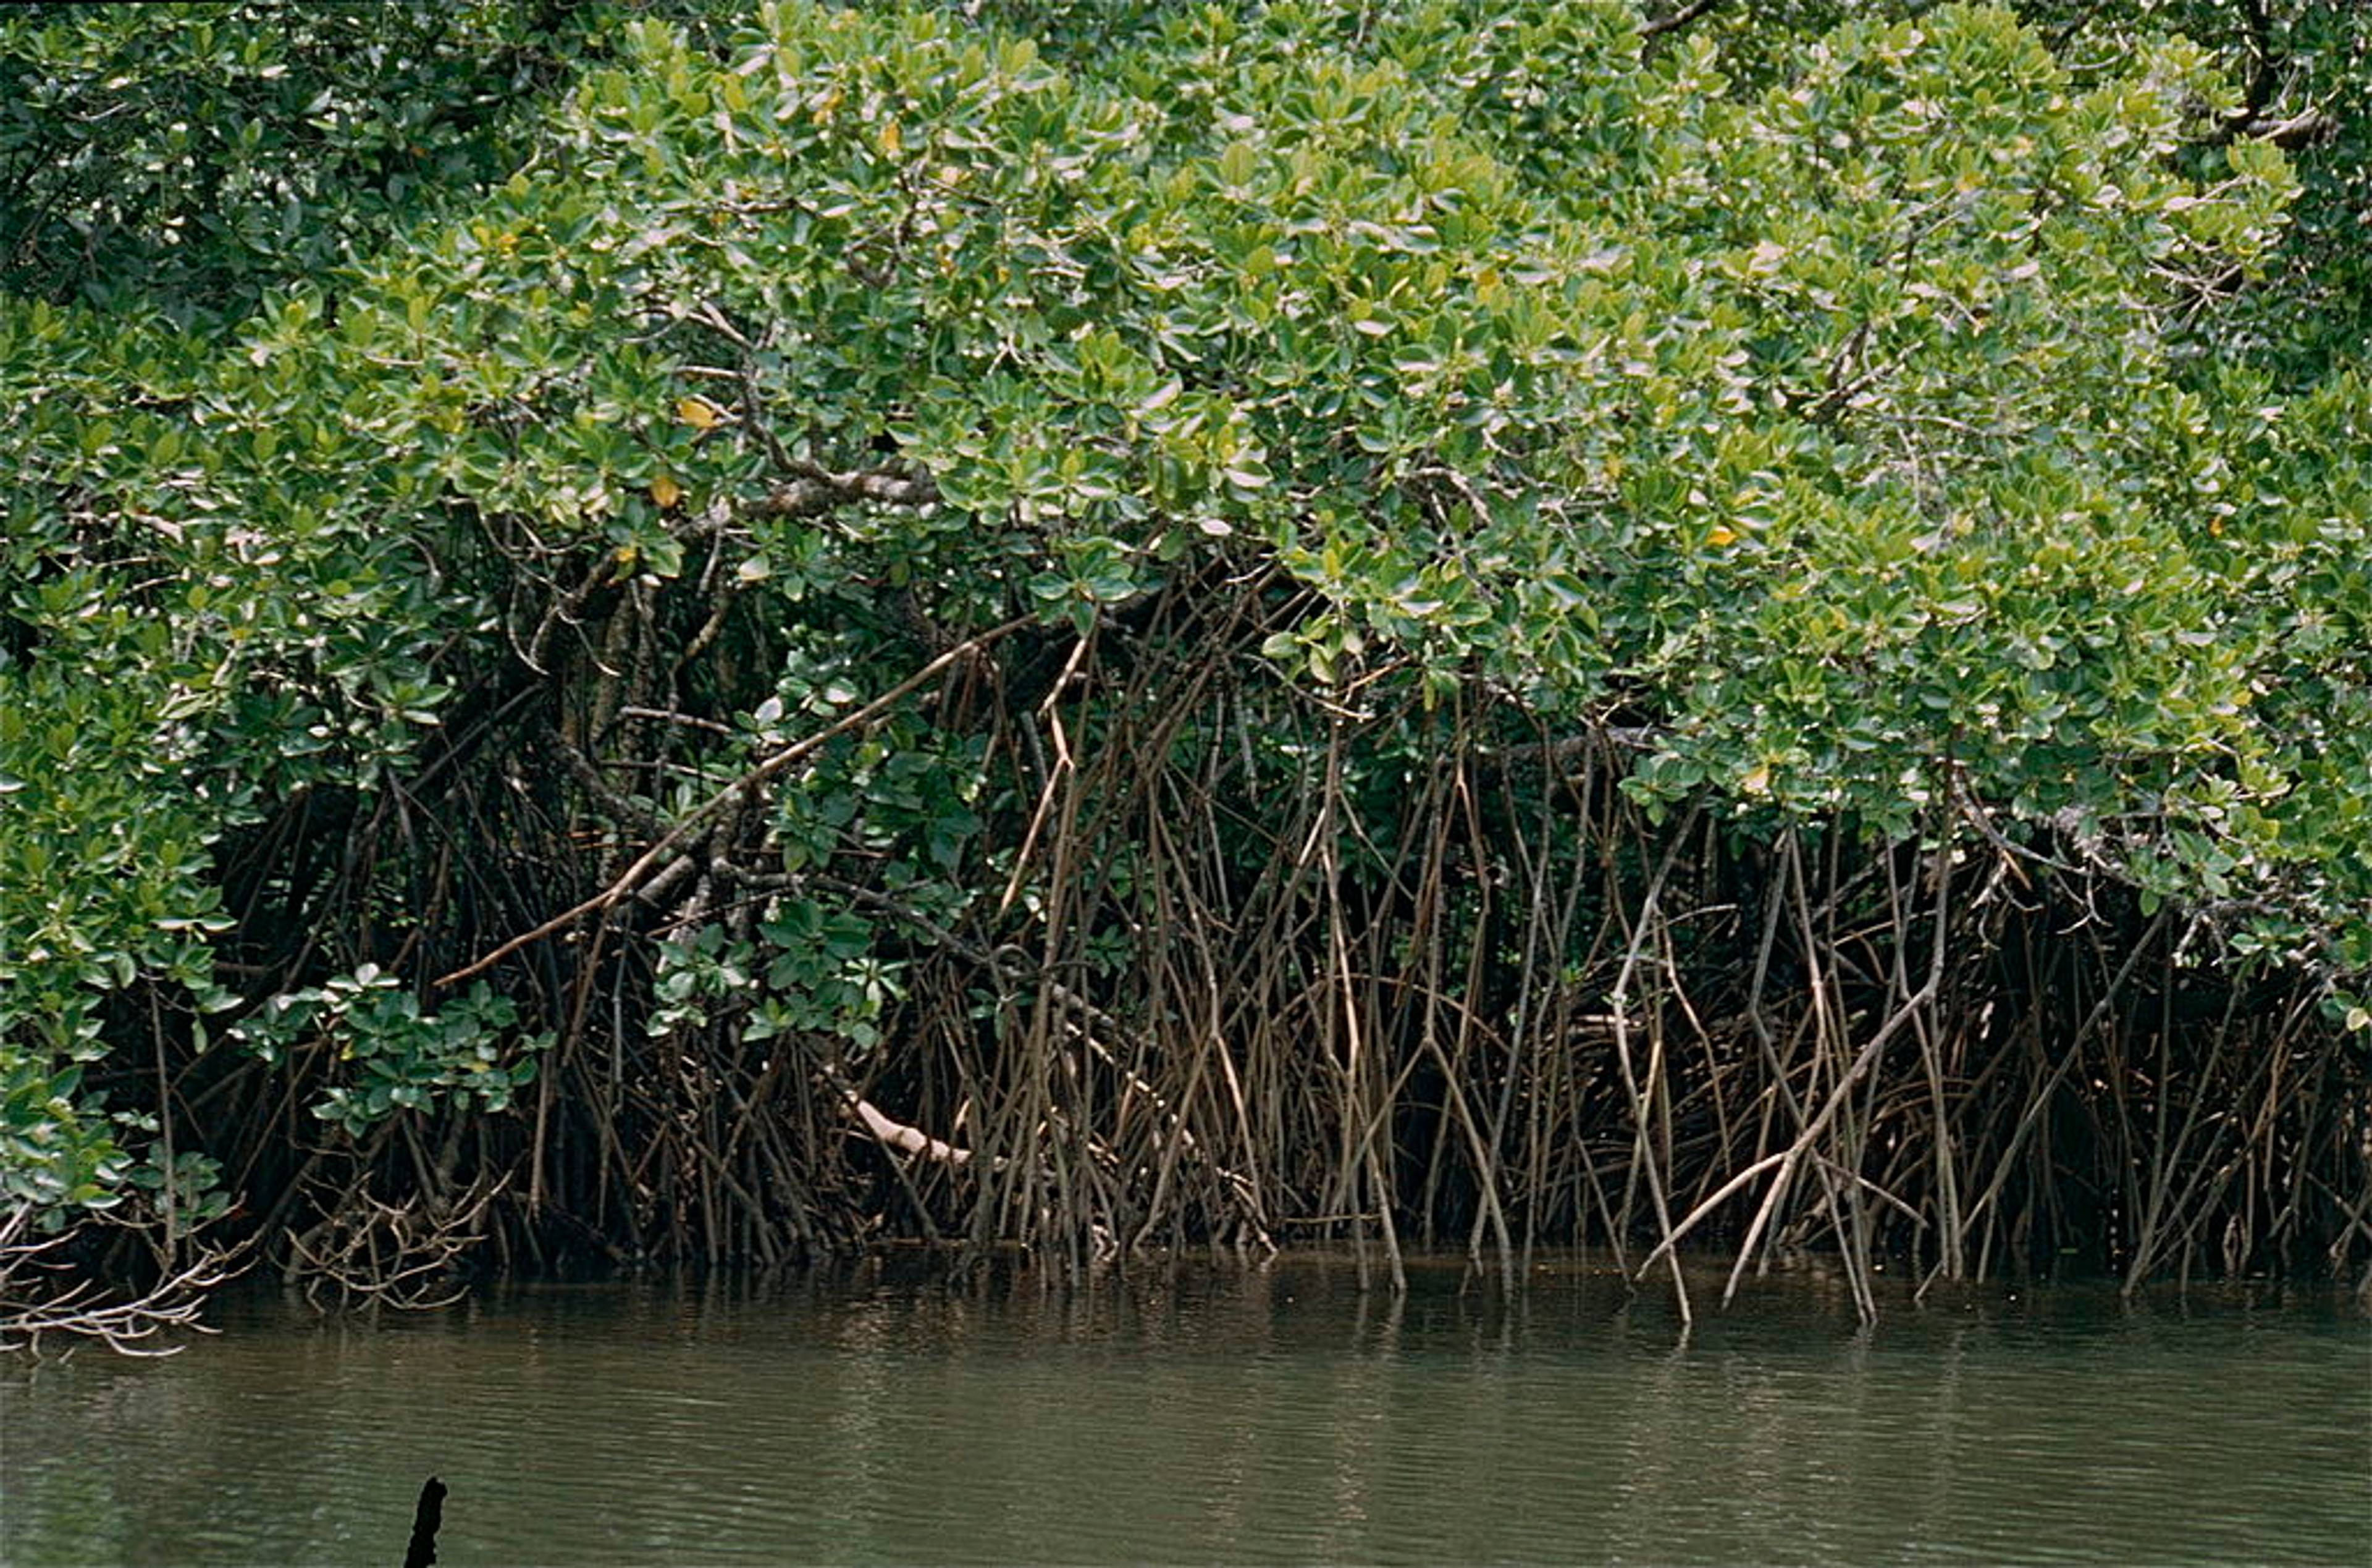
[2,0,2367,1341]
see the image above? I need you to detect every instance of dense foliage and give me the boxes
[2,0,2365,1337]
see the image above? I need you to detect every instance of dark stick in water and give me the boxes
[403,1476,447,1568]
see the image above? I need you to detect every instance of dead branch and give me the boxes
[0,1205,250,1357]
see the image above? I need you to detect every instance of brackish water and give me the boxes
[4,1255,2366,1566]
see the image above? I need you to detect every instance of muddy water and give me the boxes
[4,1256,2365,1565]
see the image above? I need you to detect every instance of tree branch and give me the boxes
[435,614,1032,988]
[1641,0,1722,41]
[751,458,938,519]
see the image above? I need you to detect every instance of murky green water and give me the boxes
[4,1256,2366,1566]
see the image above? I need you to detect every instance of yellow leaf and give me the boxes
[1707,524,1738,548]
[677,396,722,432]
[1740,764,1772,797]
[878,119,901,157]
[650,472,683,509]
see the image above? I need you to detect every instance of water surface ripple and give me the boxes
[4,1257,2365,1565]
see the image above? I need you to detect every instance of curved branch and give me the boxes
[1,1206,250,1357]
[1641,0,1722,41]
[847,1095,975,1167]
[435,614,1033,987]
